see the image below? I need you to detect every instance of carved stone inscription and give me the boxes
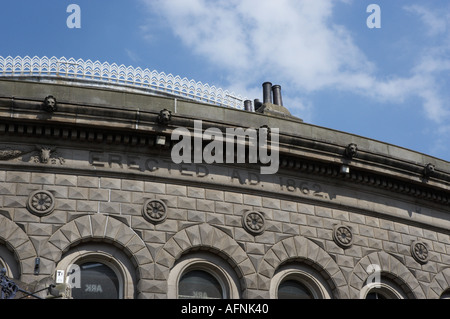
[88,151,336,203]
[278,176,332,200]
[90,152,209,178]
[0,146,430,223]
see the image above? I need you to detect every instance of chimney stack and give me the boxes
[254,99,262,111]
[254,81,301,121]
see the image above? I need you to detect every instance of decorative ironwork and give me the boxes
[27,190,55,216]
[333,225,353,248]
[242,210,266,235]
[0,56,247,109]
[411,241,429,264]
[1,268,61,299]
[142,199,167,224]
[0,269,18,299]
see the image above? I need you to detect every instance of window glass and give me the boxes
[278,279,314,299]
[440,290,450,299]
[366,291,387,299]
[178,270,223,299]
[72,262,120,299]
[365,288,398,299]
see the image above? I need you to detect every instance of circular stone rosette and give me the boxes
[411,241,429,264]
[242,210,266,236]
[142,199,167,224]
[332,225,353,248]
[27,190,55,216]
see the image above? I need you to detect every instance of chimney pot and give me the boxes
[254,99,262,111]
[244,100,252,111]
[272,85,283,106]
[262,82,273,104]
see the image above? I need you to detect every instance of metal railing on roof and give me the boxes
[0,55,247,109]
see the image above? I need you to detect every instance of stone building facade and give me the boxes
[0,76,450,299]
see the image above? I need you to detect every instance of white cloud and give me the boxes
[141,0,449,126]
[142,0,373,91]
[404,5,447,36]
[125,49,141,63]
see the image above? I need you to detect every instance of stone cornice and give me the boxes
[0,78,449,209]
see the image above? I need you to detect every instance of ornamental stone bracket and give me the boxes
[157,109,172,125]
[43,95,57,113]
[344,143,358,159]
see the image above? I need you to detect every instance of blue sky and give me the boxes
[1,0,449,161]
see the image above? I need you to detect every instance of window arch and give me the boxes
[168,251,241,299]
[55,242,137,299]
[270,263,333,299]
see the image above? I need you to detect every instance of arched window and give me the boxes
[178,270,224,299]
[361,277,408,299]
[270,263,333,299]
[71,262,120,299]
[278,279,314,299]
[365,289,393,299]
[55,243,137,299]
[168,251,241,299]
[0,245,19,279]
[440,289,450,299]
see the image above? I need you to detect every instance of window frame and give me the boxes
[360,278,408,299]
[168,251,241,299]
[270,264,333,299]
[70,258,123,299]
[0,245,19,279]
[55,243,136,299]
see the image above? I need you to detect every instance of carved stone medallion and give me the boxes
[411,241,429,264]
[242,210,266,235]
[27,190,55,216]
[333,225,353,248]
[142,199,167,224]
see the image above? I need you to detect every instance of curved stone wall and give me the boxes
[0,78,449,299]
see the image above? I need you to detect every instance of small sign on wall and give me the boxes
[56,270,65,284]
